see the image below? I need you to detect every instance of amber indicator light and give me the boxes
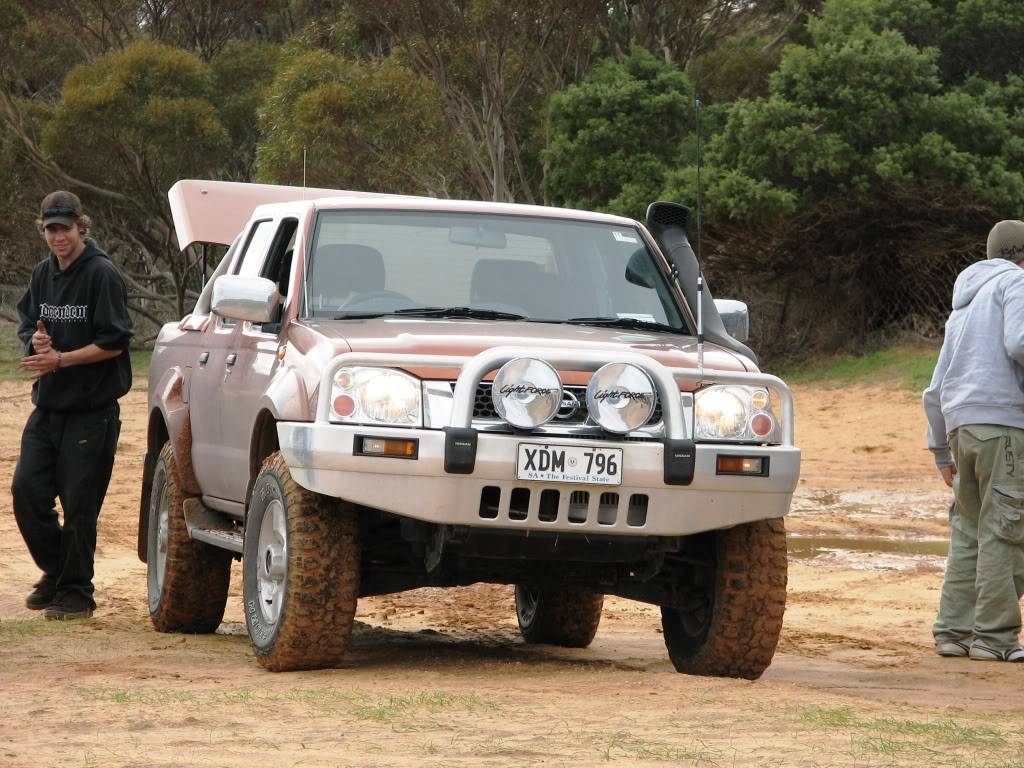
[357,436,419,459]
[716,455,767,476]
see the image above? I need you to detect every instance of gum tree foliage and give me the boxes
[0,0,116,315]
[345,0,605,203]
[211,40,283,180]
[663,0,1024,355]
[828,0,1024,84]
[43,40,232,319]
[687,33,786,103]
[596,0,822,67]
[255,49,454,194]
[2,0,1018,357]
[542,50,693,219]
[138,0,281,61]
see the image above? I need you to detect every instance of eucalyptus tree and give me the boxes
[42,40,232,320]
[346,0,604,203]
[255,49,454,195]
[543,50,693,218]
[667,0,1024,354]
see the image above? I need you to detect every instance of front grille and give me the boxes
[473,382,662,426]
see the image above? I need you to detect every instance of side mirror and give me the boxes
[624,249,657,288]
[212,275,280,323]
[714,299,749,343]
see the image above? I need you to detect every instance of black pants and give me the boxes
[11,403,121,607]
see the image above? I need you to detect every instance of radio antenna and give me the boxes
[302,146,307,199]
[695,96,705,381]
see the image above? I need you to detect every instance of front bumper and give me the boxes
[278,345,800,537]
[278,423,800,537]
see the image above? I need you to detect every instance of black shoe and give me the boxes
[43,592,95,620]
[25,577,56,610]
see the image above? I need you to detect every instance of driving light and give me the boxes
[586,363,657,434]
[491,358,562,428]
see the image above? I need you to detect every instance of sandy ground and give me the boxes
[1,377,1022,768]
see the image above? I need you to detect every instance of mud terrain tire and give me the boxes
[147,443,231,633]
[515,586,604,648]
[661,518,787,680]
[243,452,360,671]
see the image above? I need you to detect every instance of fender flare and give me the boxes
[139,367,199,561]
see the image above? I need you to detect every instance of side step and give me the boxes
[183,498,244,553]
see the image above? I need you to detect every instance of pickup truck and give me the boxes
[139,179,799,677]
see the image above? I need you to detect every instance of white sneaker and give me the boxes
[935,637,972,657]
[969,641,1024,662]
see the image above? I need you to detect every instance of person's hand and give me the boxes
[939,464,956,488]
[20,347,61,379]
[31,320,51,353]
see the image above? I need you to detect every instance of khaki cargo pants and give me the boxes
[933,425,1024,651]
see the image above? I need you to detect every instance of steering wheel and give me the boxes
[338,289,414,310]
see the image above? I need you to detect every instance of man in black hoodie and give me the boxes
[11,190,133,619]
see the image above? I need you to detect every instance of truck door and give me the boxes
[189,217,278,500]
[217,217,299,503]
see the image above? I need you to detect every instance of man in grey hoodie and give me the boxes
[923,219,1024,662]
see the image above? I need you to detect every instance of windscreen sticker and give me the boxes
[612,231,638,244]
[617,313,657,322]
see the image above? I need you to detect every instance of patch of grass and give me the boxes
[130,347,152,375]
[864,717,1005,748]
[797,705,1021,767]
[77,685,355,713]
[0,617,79,643]
[778,345,939,391]
[796,705,857,729]
[350,691,491,721]
[0,321,25,381]
[79,688,199,706]
[601,731,719,764]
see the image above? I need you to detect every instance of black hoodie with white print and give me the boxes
[16,238,133,412]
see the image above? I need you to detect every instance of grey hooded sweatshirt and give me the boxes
[923,258,1024,467]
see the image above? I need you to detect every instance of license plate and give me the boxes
[516,443,623,486]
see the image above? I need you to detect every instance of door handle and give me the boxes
[226,353,237,367]
[198,351,209,364]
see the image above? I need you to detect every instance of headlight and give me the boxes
[331,367,422,426]
[694,385,776,442]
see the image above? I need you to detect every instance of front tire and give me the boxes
[147,443,231,633]
[515,585,604,648]
[243,452,360,671]
[661,518,787,680]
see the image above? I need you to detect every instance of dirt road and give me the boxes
[1,378,1022,768]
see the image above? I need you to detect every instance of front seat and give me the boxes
[310,243,386,310]
[470,259,558,316]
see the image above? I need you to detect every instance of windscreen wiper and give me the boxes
[387,306,526,320]
[332,311,391,319]
[333,306,526,321]
[558,316,684,334]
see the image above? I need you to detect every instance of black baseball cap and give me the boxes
[40,190,83,228]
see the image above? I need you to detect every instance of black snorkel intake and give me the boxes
[645,202,758,365]
[646,97,757,366]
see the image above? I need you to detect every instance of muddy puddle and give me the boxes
[788,534,949,571]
